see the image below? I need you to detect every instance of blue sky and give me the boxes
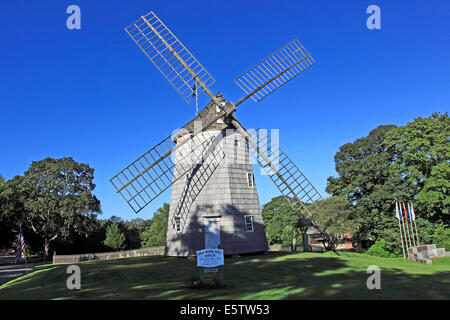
[1,1,449,221]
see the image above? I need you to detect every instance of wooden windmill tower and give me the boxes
[111,11,324,256]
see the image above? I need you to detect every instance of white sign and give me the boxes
[196,249,224,268]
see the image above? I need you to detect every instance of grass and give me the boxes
[0,252,449,300]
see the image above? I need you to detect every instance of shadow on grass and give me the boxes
[0,253,449,300]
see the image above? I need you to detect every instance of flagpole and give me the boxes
[18,226,28,274]
[23,247,29,274]
[395,200,406,260]
[402,202,413,249]
[195,81,198,116]
[400,204,410,257]
[407,203,417,246]
[411,202,420,245]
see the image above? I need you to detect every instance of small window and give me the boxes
[234,139,240,147]
[247,172,255,188]
[175,215,181,231]
[244,215,254,232]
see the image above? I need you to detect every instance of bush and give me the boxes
[367,239,400,258]
[433,224,450,251]
[103,223,126,251]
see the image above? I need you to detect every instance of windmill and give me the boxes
[111,11,324,256]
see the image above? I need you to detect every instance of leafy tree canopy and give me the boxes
[312,196,359,251]
[327,112,449,252]
[262,196,304,246]
[11,157,102,249]
[141,203,169,248]
[385,112,449,223]
[103,223,126,251]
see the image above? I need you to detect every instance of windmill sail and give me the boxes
[230,117,323,218]
[111,130,223,213]
[234,39,315,105]
[252,130,323,216]
[125,11,215,104]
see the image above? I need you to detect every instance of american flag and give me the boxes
[15,227,25,263]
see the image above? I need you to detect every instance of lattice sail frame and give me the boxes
[110,130,224,213]
[125,11,215,104]
[247,129,323,217]
[234,39,315,103]
[115,11,324,218]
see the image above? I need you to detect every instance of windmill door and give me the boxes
[204,219,221,249]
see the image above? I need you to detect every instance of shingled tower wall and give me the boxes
[165,94,268,256]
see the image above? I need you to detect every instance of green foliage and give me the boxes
[313,196,359,251]
[432,224,450,251]
[327,112,450,253]
[262,196,303,246]
[366,239,398,258]
[141,203,169,248]
[103,223,126,251]
[1,158,101,253]
[123,218,152,249]
[326,125,400,245]
[385,112,449,223]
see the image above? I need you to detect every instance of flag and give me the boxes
[402,203,408,221]
[15,227,25,263]
[192,83,197,98]
[395,200,400,220]
[410,203,416,221]
[44,243,49,256]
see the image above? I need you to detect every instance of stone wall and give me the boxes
[52,246,165,264]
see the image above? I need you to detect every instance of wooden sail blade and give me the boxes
[125,11,215,104]
[110,130,221,213]
[251,129,323,217]
[234,39,315,105]
[229,117,323,218]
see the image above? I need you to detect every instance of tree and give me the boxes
[103,223,126,251]
[124,218,152,249]
[141,203,169,248]
[326,112,449,254]
[12,157,101,253]
[326,125,400,246]
[312,197,359,251]
[262,196,304,248]
[432,224,450,251]
[385,112,449,224]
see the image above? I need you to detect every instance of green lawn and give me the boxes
[1,252,449,299]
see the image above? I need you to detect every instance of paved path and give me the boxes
[0,253,36,286]
[0,264,36,286]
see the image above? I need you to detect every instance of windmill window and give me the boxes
[175,215,181,231]
[244,215,254,232]
[247,172,255,188]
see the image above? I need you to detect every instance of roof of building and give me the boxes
[181,92,227,134]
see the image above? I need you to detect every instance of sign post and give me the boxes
[196,249,224,285]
